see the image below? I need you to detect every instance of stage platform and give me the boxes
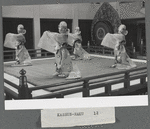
[4,54,147,98]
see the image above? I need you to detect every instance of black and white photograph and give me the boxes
[3,1,147,105]
[1,0,150,128]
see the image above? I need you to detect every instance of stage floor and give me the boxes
[4,54,147,87]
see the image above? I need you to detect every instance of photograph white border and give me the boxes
[2,0,149,110]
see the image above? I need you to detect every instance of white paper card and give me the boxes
[41,107,115,127]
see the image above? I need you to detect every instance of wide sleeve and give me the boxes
[38,31,59,54]
[4,33,19,49]
[101,33,125,49]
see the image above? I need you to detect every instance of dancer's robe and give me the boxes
[73,40,91,60]
[68,33,91,60]
[4,33,32,66]
[38,31,81,79]
[101,33,136,69]
[55,46,73,77]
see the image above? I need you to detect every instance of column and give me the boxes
[33,5,41,57]
[72,4,79,33]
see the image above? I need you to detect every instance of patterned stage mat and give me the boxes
[4,56,146,87]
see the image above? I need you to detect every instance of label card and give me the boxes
[41,107,115,127]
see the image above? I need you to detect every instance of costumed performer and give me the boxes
[38,21,81,79]
[68,27,91,60]
[101,24,136,69]
[54,21,72,77]
[4,24,32,66]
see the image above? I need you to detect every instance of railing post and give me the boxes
[140,77,146,85]
[87,41,90,53]
[5,93,12,100]
[102,47,104,55]
[139,77,147,95]
[13,51,15,60]
[105,84,111,96]
[36,49,41,58]
[18,69,32,99]
[83,80,90,97]
[140,39,143,55]
[133,47,136,58]
[111,50,113,56]
[57,93,64,98]
[124,71,130,89]
[131,42,134,49]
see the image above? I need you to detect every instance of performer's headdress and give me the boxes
[75,26,81,34]
[75,27,80,31]
[68,28,70,33]
[58,21,68,34]
[17,24,26,34]
[118,24,128,36]
[59,21,67,28]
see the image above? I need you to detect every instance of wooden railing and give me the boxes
[3,50,16,61]
[4,44,144,62]
[88,46,114,56]
[4,66,147,100]
[3,49,55,62]
[142,45,146,56]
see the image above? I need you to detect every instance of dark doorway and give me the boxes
[79,20,92,46]
[3,18,34,50]
[122,19,146,52]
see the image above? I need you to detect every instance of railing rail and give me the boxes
[4,43,147,62]
[3,45,139,62]
[4,79,19,89]
[4,65,147,100]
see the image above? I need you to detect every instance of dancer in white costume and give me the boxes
[101,24,136,69]
[54,21,73,77]
[38,21,81,79]
[68,27,91,60]
[4,24,32,66]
